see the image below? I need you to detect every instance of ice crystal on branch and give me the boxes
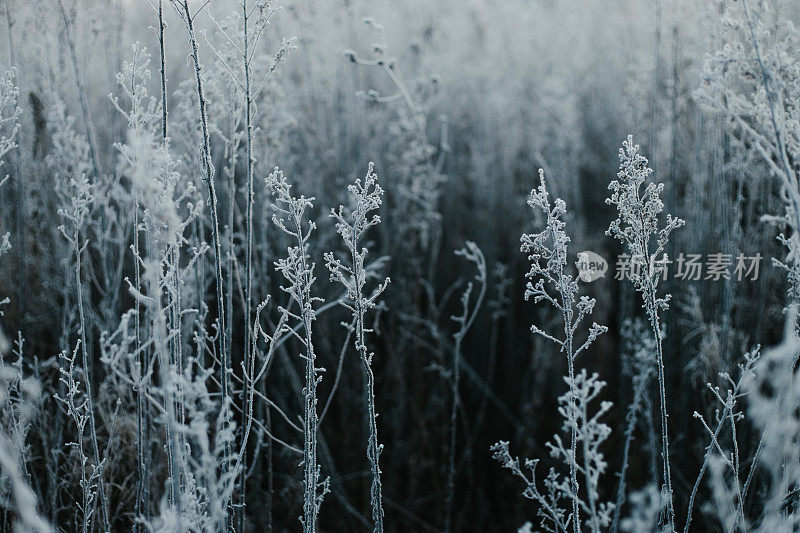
[605,135,682,530]
[547,370,615,532]
[494,169,608,533]
[266,168,329,533]
[325,162,389,532]
[606,135,684,304]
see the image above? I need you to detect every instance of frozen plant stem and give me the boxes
[611,321,655,532]
[59,175,110,532]
[133,194,145,526]
[492,368,613,533]
[158,0,167,143]
[127,261,186,524]
[172,0,231,513]
[683,347,760,532]
[508,170,608,532]
[157,3,186,450]
[132,2,166,523]
[242,0,254,407]
[562,265,580,533]
[56,343,96,533]
[198,9,292,523]
[325,163,390,532]
[240,1,255,524]
[3,2,25,330]
[268,169,329,533]
[606,136,683,530]
[444,242,486,533]
[530,172,577,532]
[56,0,101,175]
[149,263,185,524]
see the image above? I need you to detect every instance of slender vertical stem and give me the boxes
[158,0,167,143]
[170,248,184,420]
[299,258,319,533]
[363,363,383,531]
[563,307,580,533]
[74,225,110,532]
[266,405,274,532]
[224,103,235,415]
[145,261,185,525]
[243,0,254,397]
[445,251,485,533]
[581,397,600,533]
[4,0,23,331]
[611,371,651,533]
[647,293,674,530]
[240,1,255,526]
[56,0,101,176]
[176,3,231,517]
[133,203,146,528]
[554,230,580,533]
[349,228,384,531]
[444,332,463,533]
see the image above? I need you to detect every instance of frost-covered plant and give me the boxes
[494,169,607,533]
[147,355,240,533]
[204,1,293,308]
[742,315,800,531]
[548,370,615,532]
[203,0,293,442]
[134,254,188,523]
[108,41,218,529]
[491,441,569,532]
[492,371,614,533]
[445,241,486,533]
[170,2,231,462]
[619,485,666,533]
[267,168,329,532]
[103,283,237,533]
[132,176,204,522]
[0,349,51,533]
[47,100,109,525]
[118,181,217,528]
[346,17,446,268]
[110,41,159,523]
[49,101,94,331]
[1,336,32,468]
[611,319,657,532]
[55,342,105,533]
[0,69,20,191]
[201,9,294,522]
[0,69,18,276]
[606,136,683,530]
[111,42,205,518]
[56,159,110,531]
[700,0,800,305]
[325,162,390,532]
[683,346,761,532]
[234,296,293,494]
[0,71,41,533]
